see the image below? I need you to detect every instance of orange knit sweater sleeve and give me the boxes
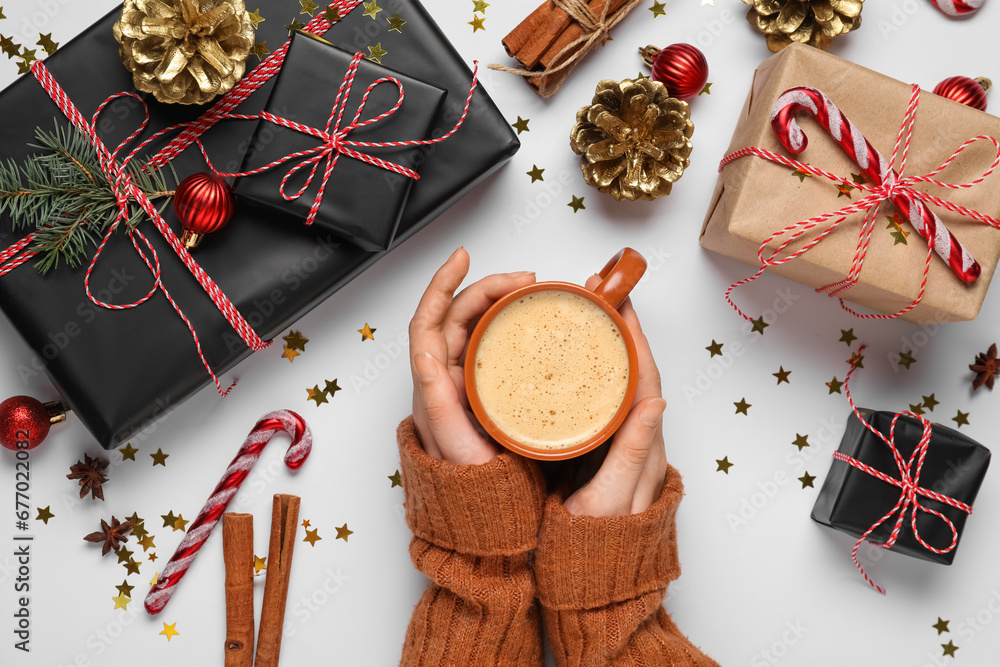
[396,417,546,667]
[534,465,720,667]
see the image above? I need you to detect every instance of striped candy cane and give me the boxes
[928,0,984,17]
[144,410,312,615]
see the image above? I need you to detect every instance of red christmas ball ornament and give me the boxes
[0,396,68,451]
[173,172,236,249]
[933,76,991,111]
[640,43,709,100]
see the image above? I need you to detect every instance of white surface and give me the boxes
[1,1,1000,665]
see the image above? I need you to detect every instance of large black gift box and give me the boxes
[0,0,518,448]
[234,33,446,251]
[811,409,991,565]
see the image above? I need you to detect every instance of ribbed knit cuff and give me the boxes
[535,464,684,610]
[397,417,546,556]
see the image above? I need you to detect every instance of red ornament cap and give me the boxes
[0,396,67,451]
[641,43,709,101]
[173,172,236,249]
[933,76,990,112]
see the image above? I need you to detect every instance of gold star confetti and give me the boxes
[751,316,768,334]
[254,555,267,574]
[307,385,329,406]
[19,47,37,65]
[358,323,377,341]
[847,352,865,369]
[138,535,156,552]
[324,379,342,397]
[942,640,958,657]
[836,182,854,198]
[473,0,490,12]
[301,519,311,529]
[150,448,169,466]
[716,456,734,474]
[389,470,402,487]
[116,580,135,597]
[131,522,148,540]
[839,328,858,345]
[773,367,791,384]
[367,42,387,64]
[281,346,300,362]
[112,592,131,610]
[527,165,545,182]
[468,15,485,32]
[798,472,816,488]
[148,552,158,562]
[649,1,666,18]
[16,59,30,75]
[700,82,712,95]
[635,72,649,81]
[115,546,134,564]
[284,18,304,34]
[702,0,714,5]
[511,116,530,134]
[36,33,58,56]
[36,506,54,524]
[300,0,318,15]
[173,515,189,532]
[387,12,406,32]
[303,528,322,546]
[150,573,159,587]
[568,195,585,213]
[933,618,950,635]
[248,8,264,28]
[324,6,342,22]
[826,377,843,394]
[126,512,143,525]
[123,558,141,575]
[898,351,916,369]
[252,41,269,60]
[0,35,19,58]
[923,394,939,411]
[283,330,308,351]
[335,523,354,542]
[952,410,969,428]
[363,0,383,19]
[909,403,926,416]
[792,434,810,451]
[600,34,613,46]
[733,398,751,415]
[161,511,180,528]
[706,340,724,357]
[0,8,5,20]
[160,622,179,642]
[119,443,138,461]
[889,220,910,245]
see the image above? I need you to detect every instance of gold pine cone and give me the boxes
[113,0,255,105]
[570,78,694,202]
[743,0,864,52]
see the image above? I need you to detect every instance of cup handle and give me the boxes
[592,248,647,309]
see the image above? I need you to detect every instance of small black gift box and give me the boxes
[234,33,446,251]
[812,408,991,565]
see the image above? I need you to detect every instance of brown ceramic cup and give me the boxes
[464,248,647,460]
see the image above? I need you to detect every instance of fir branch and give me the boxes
[0,120,176,274]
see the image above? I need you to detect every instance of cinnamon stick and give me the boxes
[516,2,574,70]
[538,0,629,71]
[254,494,300,667]
[502,2,551,57]
[223,513,255,667]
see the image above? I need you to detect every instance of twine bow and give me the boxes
[837,347,972,594]
[719,84,1000,322]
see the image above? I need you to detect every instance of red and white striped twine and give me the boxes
[718,84,1000,324]
[835,347,972,594]
[144,410,312,615]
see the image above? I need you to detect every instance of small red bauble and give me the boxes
[641,43,709,100]
[933,76,991,112]
[0,396,67,451]
[173,172,236,249]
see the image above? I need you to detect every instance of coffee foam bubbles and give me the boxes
[474,290,630,450]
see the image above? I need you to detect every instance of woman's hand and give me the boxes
[408,248,535,465]
[563,275,667,517]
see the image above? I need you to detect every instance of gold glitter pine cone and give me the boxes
[114,0,255,105]
[570,78,694,202]
[743,0,864,52]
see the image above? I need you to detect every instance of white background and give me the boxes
[2,1,1000,665]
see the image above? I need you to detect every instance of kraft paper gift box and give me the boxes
[700,43,1000,324]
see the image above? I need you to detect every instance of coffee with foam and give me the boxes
[473,290,630,450]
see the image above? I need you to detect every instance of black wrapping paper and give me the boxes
[0,0,518,448]
[234,33,446,251]
[811,409,991,565]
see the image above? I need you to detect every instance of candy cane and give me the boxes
[144,410,312,615]
[772,86,981,285]
[927,0,984,17]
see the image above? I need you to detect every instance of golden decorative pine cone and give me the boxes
[743,0,864,52]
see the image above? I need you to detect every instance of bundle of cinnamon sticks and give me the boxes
[497,0,643,96]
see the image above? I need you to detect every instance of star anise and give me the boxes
[66,453,110,501]
[970,343,999,391]
[84,516,135,556]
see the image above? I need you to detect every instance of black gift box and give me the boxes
[234,33,446,251]
[0,0,518,448]
[811,409,991,565]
